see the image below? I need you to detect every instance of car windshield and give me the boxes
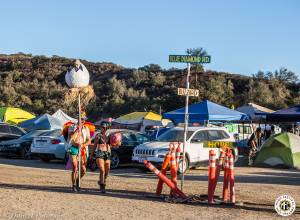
[40,129,62,137]
[20,130,49,140]
[156,130,194,142]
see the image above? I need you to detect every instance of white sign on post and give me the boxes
[177,88,199,97]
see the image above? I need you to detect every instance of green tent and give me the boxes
[254,132,300,168]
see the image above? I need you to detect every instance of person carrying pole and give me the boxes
[68,114,91,192]
[90,121,112,193]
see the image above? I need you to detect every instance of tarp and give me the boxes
[0,107,35,124]
[266,105,300,122]
[254,132,300,168]
[52,109,77,124]
[236,103,274,121]
[163,100,247,124]
[19,115,43,131]
[113,112,163,131]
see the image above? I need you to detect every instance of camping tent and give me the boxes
[31,114,64,130]
[163,100,247,124]
[113,112,163,131]
[52,109,77,124]
[236,103,274,121]
[266,104,300,122]
[0,107,35,124]
[254,132,300,168]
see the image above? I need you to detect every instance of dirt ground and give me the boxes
[0,158,299,220]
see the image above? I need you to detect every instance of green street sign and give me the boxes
[169,55,211,63]
[203,141,236,149]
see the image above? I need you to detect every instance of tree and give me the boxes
[186,47,208,81]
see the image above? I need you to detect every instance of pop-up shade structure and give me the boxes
[163,100,247,124]
[113,112,163,131]
[254,132,300,168]
[236,103,274,121]
[266,104,300,122]
[52,109,77,124]
[0,107,35,125]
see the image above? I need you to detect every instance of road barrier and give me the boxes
[156,152,171,196]
[208,150,216,204]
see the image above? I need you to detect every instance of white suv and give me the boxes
[132,126,237,173]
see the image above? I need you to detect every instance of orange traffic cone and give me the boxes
[175,142,181,171]
[211,149,225,195]
[222,153,230,202]
[228,153,235,203]
[156,152,171,196]
[144,160,187,199]
[208,150,216,204]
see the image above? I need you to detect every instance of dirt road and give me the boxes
[0,158,299,220]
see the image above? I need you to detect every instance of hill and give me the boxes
[0,53,299,121]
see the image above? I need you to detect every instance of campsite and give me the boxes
[1,1,300,220]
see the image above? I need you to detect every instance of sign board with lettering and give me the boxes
[169,55,211,63]
[177,88,199,97]
[203,141,236,149]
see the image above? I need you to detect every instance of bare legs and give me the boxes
[71,155,86,191]
[96,158,110,193]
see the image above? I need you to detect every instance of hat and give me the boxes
[100,121,111,128]
[80,111,88,120]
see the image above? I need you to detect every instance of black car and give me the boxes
[0,123,26,142]
[88,129,151,170]
[0,130,49,159]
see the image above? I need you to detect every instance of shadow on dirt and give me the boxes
[1,182,299,215]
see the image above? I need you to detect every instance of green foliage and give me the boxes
[0,54,299,120]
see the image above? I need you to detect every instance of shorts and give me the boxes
[69,146,79,156]
[95,150,111,161]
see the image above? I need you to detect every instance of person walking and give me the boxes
[91,121,112,193]
[68,115,91,192]
[247,127,262,166]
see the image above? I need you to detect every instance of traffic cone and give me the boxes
[156,152,171,196]
[170,145,177,196]
[144,160,187,199]
[211,149,225,195]
[208,150,216,204]
[228,153,236,203]
[175,142,181,171]
[222,154,229,202]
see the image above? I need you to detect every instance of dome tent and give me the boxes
[254,132,300,169]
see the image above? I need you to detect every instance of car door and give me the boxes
[189,130,209,162]
[207,130,227,158]
[118,132,137,163]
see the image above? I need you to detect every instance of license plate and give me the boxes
[138,157,146,163]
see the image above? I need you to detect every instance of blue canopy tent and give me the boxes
[266,105,300,122]
[163,100,248,124]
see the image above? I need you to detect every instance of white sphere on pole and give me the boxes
[65,59,90,88]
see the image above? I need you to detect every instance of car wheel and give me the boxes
[40,155,52,162]
[20,144,31,160]
[178,156,189,174]
[110,152,120,169]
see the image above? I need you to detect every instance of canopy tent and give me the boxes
[52,109,77,124]
[113,112,163,131]
[254,132,300,168]
[236,103,274,121]
[266,104,300,122]
[31,114,64,130]
[0,107,35,124]
[19,115,43,131]
[163,100,247,124]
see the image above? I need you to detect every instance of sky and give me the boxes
[0,0,299,76]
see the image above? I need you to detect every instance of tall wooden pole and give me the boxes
[78,93,81,188]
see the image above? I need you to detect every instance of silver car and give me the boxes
[31,129,68,162]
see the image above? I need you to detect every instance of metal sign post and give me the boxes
[169,54,211,191]
[78,93,81,188]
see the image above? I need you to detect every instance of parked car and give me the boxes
[88,129,151,170]
[0,122,26,142]
[31,129,68,162]
[0,130,49,159]
[132,126,237,173]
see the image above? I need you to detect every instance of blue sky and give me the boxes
[0,0,299,76]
